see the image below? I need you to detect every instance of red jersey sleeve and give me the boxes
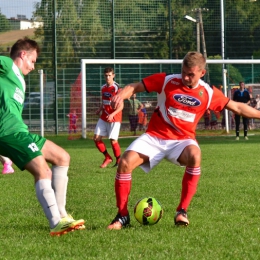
[142,73,167,93]
[209,86,230,111]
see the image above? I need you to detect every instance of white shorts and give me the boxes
[94,119,121,140]
[126,133,200,173]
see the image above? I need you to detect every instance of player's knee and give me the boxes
[188,150,201,165]
[60,150,70,165]
[118,155,132,172]
[93,135,101,142]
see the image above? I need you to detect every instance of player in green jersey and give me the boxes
[0,38,85,236]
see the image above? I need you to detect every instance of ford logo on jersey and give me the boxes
[173,94,201,107]
[103,92,112,98]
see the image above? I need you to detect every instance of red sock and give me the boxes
[115,172,132,216]
[95,140,106,153]
[95,140,111,158]
[177,167,201,211]
[111,141,121,158]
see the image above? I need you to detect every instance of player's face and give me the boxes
[20,50,38,75]
[239,82,245,89]
[104,72,115,86]
[181,65,206,88]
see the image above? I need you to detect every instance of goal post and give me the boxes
[81,59,260,139]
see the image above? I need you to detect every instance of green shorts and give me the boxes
[0,132,47,170]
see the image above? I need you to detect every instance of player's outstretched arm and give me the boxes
[226,100,260,119]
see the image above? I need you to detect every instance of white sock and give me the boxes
[51,166,69,218]
[35,179,61,229]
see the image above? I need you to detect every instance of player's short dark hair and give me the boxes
[10,37,40,59]
[182,51,206,70]
[104,67,114,74]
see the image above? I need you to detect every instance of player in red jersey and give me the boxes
[94,67,123,168]
[107,52,260,229]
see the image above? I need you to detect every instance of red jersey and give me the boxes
[143,73,230,140]
[100,82,122,122]
[68,113,78,125]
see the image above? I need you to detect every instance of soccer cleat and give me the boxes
[63,214,85,230]
[174,208,189,226]
[112,158,120,168]
[2,162,14,174]
[100,157,113,168]
[107,213,130,230]
[50,218,75,236]
[244,136,249,140]
[235,137,239,141]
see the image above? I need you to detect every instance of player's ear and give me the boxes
[200,69,206,78]
[19,51,26,60]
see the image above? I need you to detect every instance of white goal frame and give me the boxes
[81,59,260,139]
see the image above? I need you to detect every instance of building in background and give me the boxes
[9,15,43,30]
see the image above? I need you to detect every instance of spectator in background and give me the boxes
[93,67,123,168]
[256,94,260,110]
[221,110,235,130]
[128,94,143,135]
[138,105,148,131]
[233,81,251,140]
[210,110,218,130]
[204,109,210,130]
[249,97,257,129]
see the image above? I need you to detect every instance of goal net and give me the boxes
[80,59,260,139]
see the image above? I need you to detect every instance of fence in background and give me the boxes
[0,0,260,134]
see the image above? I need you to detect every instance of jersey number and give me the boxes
[28,143,39,152]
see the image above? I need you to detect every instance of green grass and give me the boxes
[1,133,260,259]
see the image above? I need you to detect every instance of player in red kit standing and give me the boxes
[94,67,123,168]
[107,51,260,229]
[67,109,78,140]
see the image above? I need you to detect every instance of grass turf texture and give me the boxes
[1,132,260,259]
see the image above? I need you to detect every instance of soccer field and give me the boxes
[1,134,260,259]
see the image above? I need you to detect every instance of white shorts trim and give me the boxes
[94,119,121,140]
[126,133,200,173]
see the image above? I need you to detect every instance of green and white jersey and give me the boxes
[0,56,28,137]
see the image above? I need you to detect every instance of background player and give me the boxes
[67,109,78,140]
[107,51,260,229]
[93,67,123,168]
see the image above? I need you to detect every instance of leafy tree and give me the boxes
[208,55,243,86]
[0,13,11,32]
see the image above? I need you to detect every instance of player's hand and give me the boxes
[111,95,123,109]
[107,114,115,122]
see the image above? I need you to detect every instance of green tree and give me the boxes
[208,55,243,86]
[0,13,11,32]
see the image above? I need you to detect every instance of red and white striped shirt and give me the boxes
[143,73,229,140]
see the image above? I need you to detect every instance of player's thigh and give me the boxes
[125,133,165,173]
[94,119,107,137]
[173,141,201,167]
[109,122,121,140]
[41,139,70,166]
[0,132,46,170]
[119,150,149,172]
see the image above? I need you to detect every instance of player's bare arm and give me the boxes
[226,100,260,119]
[111,82,145,109]
[96,104,103,115]
[107,102,124,122]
